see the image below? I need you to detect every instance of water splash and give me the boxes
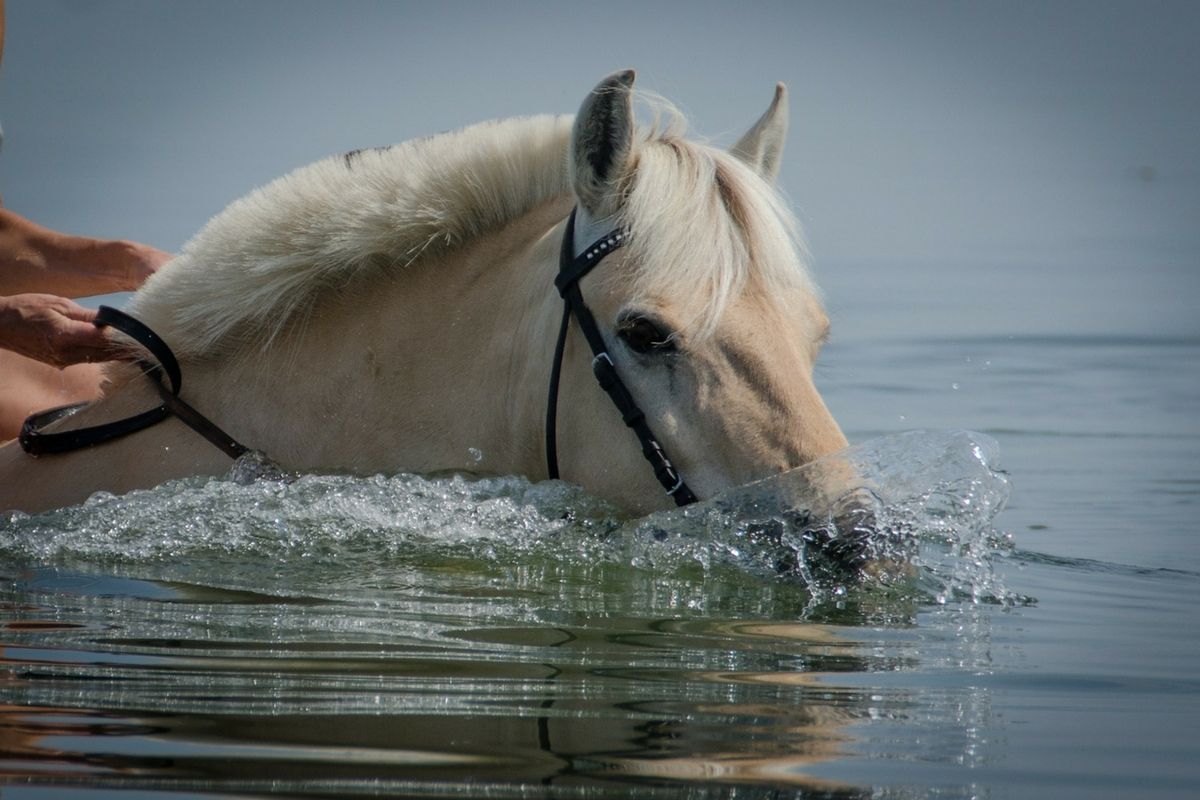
[615,430,1013,603]
[1,431,1012,605]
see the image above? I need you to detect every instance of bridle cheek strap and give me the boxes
[545,209,698,507]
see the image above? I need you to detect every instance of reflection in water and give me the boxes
[0,432,1011,797]
[0,572,997,797]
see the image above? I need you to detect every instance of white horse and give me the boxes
[0,71,846,515]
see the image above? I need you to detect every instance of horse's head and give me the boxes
[555,71,848,513]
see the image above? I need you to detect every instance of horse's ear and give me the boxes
[731,83,789,182]
[571,69,636,217]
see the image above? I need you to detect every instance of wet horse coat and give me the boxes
[0,71,846,514]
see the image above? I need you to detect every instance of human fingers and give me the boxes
[54,298,100,325]
[44,316,115,367]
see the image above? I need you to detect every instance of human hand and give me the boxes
[0,294,126,368]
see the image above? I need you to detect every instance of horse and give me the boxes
[0,70,847,515]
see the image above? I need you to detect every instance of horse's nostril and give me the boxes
[802,489,881,577]
[830,506,878,564]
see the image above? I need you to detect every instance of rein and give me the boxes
[19,306,248,459]
[545,209,698,506]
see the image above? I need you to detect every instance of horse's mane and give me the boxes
[131,104,813,357]
[130,114,576,357]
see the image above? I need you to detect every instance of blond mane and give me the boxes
[130,115,574,356]
[131,103,813,357]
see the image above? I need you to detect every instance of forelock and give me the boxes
[613,130,815,338]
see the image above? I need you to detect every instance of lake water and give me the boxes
[1,252,1198,799]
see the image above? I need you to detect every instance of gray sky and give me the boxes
[2,0,1197,337]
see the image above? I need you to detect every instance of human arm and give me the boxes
[0,208,171,298]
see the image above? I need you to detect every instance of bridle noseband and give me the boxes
[545,209,698,507]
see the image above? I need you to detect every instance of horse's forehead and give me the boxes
[614,161,817,337]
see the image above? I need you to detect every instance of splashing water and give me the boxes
[616,429,1013,603]
[0,430,1011,605]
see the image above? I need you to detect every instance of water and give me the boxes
[2,276,1199,799]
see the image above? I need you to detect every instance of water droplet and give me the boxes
[468,447,483,463]
[951,382,960,390]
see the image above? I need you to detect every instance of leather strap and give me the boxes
[19,306,248,460]
[546,210,697,506]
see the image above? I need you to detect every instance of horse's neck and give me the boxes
[0,369,233,513]
[0,199,573,514]
[186,196,573,477]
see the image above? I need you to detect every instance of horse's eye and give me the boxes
[617,315,677,355]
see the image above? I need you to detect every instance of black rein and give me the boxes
[19,305,248,459]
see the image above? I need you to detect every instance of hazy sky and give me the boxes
[1,0,1197,337]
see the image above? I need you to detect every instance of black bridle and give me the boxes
[21,212,699,507]
[545,209,698,506]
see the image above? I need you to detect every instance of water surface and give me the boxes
[2,307,1198,800]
